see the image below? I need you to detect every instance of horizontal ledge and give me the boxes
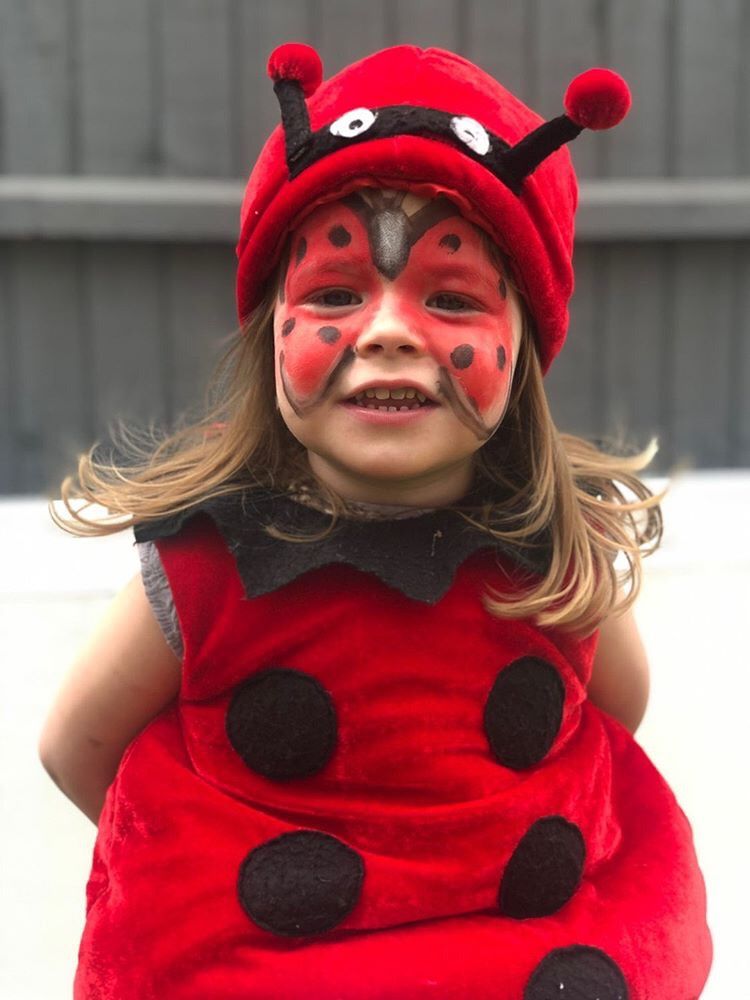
[1,176,750,242]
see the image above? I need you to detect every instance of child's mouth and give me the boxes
[348,388,435,412]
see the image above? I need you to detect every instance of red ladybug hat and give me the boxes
[236,44,630,372]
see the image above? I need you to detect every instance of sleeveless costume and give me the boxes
[74,491,712,999]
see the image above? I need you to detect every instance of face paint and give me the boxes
[275,192,517,437]
[341,190,459,281]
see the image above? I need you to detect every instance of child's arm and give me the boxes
[587,607,650,734]
[38,573,182,826]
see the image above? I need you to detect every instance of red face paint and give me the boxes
[274,195,517,437]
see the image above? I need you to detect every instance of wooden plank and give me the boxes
[0,2,72,172]
[544,243,599,436]
[534,0,604,178]
[164,245,237,422]
[234,0,312,174]
[7,177,750,242]
[84,244,168,439]
[316,0,388,74]
[386,0,458,51]
[669,242,735,466]
[730,243,750,468]
[0,177,242,240]
[463,0,526,99]
[599,244,668,455]
[604,0,671,177]
[675,0,743,176]
[10,243,90,493]
[76,0,154,174]
[0,246,15,492]
[160,0,234,176]
[732,245,750,466]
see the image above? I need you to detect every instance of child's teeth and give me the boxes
[416,392,426,402]
[405,389,416,398]
[366,389,376,398]
[375,388,390,399]
[390,388,406,399]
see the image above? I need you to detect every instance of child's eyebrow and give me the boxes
[424,262,500,295]
[291,255,370,283]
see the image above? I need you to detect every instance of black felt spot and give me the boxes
[318,325,341,344]
[238,830,364,937]
[497,344,507,370]
[281,317,296,337]
[450,344,474,369]
[484,656,565,770]
[524,945,629,1000]
[295,237,307,265]
[500,816,585,918]
[499,277,508,299]
[226,668,337,780]
[328,224,352,247]
[439,233,461,253]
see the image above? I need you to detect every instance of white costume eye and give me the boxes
[329,107,377,139]
[450,115,491,156]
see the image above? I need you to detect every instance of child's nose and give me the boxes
[355,300,426,357]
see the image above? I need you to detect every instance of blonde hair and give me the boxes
[53,269,662,637]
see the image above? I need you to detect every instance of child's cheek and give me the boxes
[428,317,515,430]
[275,311,358,409]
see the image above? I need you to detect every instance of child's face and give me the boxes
[273,188,523,503]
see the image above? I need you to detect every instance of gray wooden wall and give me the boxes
[1,0,749,493]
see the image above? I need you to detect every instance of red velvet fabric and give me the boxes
[75,516,712,998]
[236,46,578,372]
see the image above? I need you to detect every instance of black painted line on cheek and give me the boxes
[498,277,507,300]
[295,237,307,266]
[319,345,356,401]
[437,366,490,441]
[281,317,296,337]
[278,351,303,418]
[497,344,506,370]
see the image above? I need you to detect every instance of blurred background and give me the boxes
[1,1,748,997]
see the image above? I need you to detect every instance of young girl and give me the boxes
[40,44,712,999]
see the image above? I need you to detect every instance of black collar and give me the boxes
[135,489,550,604]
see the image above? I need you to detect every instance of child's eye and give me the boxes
[427,293,476,312]
[310,289,361,307]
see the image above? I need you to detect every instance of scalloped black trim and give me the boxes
[134,489,551,604]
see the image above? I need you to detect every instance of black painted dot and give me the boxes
[295,236,307,265]
[524,945,629,1000]
[500,816,585,918]
[497,344,506,370]
[484,656,565,770]
[499,277,508,299]
[281,317,296,337]
[450,344,474,369]
[439,233,461,253]
[318,325,341,344]
[238,830,364,937]
[226,668,337,780]
[328,224,352,247]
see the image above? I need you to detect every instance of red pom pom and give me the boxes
[267,43,323,98]
[564,68,631,130]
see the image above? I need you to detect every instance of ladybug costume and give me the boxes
[74,43,712,999]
